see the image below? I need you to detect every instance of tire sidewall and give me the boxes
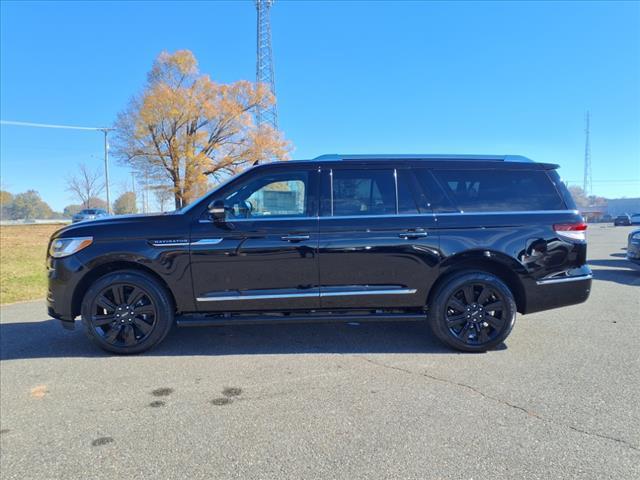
[429,272,516,352]
[81,271,174,354]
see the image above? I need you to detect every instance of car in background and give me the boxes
[614,214,632,226]
[628,229,640,265]
[72,209,108,223]
[630,213,640,225]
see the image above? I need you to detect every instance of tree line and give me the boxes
[0,188,140,221]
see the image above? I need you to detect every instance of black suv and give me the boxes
[47,154,592,354]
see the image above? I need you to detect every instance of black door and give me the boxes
[190,166,320,312]
[317,165,440,310]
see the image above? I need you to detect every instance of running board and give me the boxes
[176,313,426,327]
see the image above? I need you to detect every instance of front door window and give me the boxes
[223,171,309,219]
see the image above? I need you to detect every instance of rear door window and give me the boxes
[331,169,396,216]
[396,170,421,214]
[546,169,577,210]
[431,169,566,212]
[413,169,456,212]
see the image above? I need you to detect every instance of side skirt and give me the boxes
[176,311,426,327]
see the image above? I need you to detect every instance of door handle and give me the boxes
[399,230,428,239]
[281,234,310,242]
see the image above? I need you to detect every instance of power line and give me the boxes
[0,120,108,131]
[1,119,116,213]
[566,179,640,183]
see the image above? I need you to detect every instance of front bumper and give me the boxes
[46,254,88,327]
[523,265,592,314]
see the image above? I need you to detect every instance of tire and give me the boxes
[81,270,174,354]
[428,272,516,352]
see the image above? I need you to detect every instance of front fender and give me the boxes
[73,239,195,314]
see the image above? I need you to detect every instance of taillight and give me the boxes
[553,222,587,241]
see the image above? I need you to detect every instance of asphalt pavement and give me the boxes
[1,225,639,479]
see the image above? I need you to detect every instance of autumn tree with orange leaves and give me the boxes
[113,50,290,209]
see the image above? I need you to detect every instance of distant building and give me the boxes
[579,207,606,223]
[606,198,640,217]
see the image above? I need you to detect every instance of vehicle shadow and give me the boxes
[588,255,640,286]
[0,319,459,361]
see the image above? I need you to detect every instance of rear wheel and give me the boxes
[428,272,516,352]
[81,270,173,354]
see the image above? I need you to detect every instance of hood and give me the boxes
[53,211,180,239]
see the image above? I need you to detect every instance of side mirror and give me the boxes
[208,199,226,223]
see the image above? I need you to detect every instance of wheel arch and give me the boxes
[71,261,177,318]
[429,251,527,313]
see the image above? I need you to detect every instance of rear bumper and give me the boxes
[523,266,592,314]
[627,240,640,262]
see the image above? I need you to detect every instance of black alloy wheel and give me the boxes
[444,283,506,346]
[89,283,158,348]
[429,272,516,352]
[81,270,174,354]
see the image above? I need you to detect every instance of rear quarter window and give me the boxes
[431,169,566,212]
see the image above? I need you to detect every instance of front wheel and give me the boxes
[81,270,174,354]
[428,272,516,352]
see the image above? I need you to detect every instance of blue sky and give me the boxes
[1,0,639,211]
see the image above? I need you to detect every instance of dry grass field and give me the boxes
[0,224,65,304]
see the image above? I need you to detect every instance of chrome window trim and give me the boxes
[436,210,579,216]
[197,288,417,302]
[199,216,319,223]
[197,210,579,223]
[319,213,436,220]
[536,274,592,285]
[329,169,334,216]
[393,168,399,214]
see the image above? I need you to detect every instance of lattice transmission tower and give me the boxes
[255,0,278,130]
[583,111,592,196]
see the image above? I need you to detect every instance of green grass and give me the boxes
[0,224,66,304]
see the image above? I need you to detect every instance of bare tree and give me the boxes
[66,163,105,208]
[152,185,173,212]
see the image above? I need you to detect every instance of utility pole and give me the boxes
[583,111,592,197]
[255,0,278,132]
[99,128,115,214]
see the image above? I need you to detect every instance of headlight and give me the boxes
[632,232,640,241]
[49,237,93,258]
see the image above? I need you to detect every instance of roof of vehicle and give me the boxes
[249,154,561,172]
[259,153,560,170]
[312,154,535,163]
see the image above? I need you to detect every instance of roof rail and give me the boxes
[313,154,533,162]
